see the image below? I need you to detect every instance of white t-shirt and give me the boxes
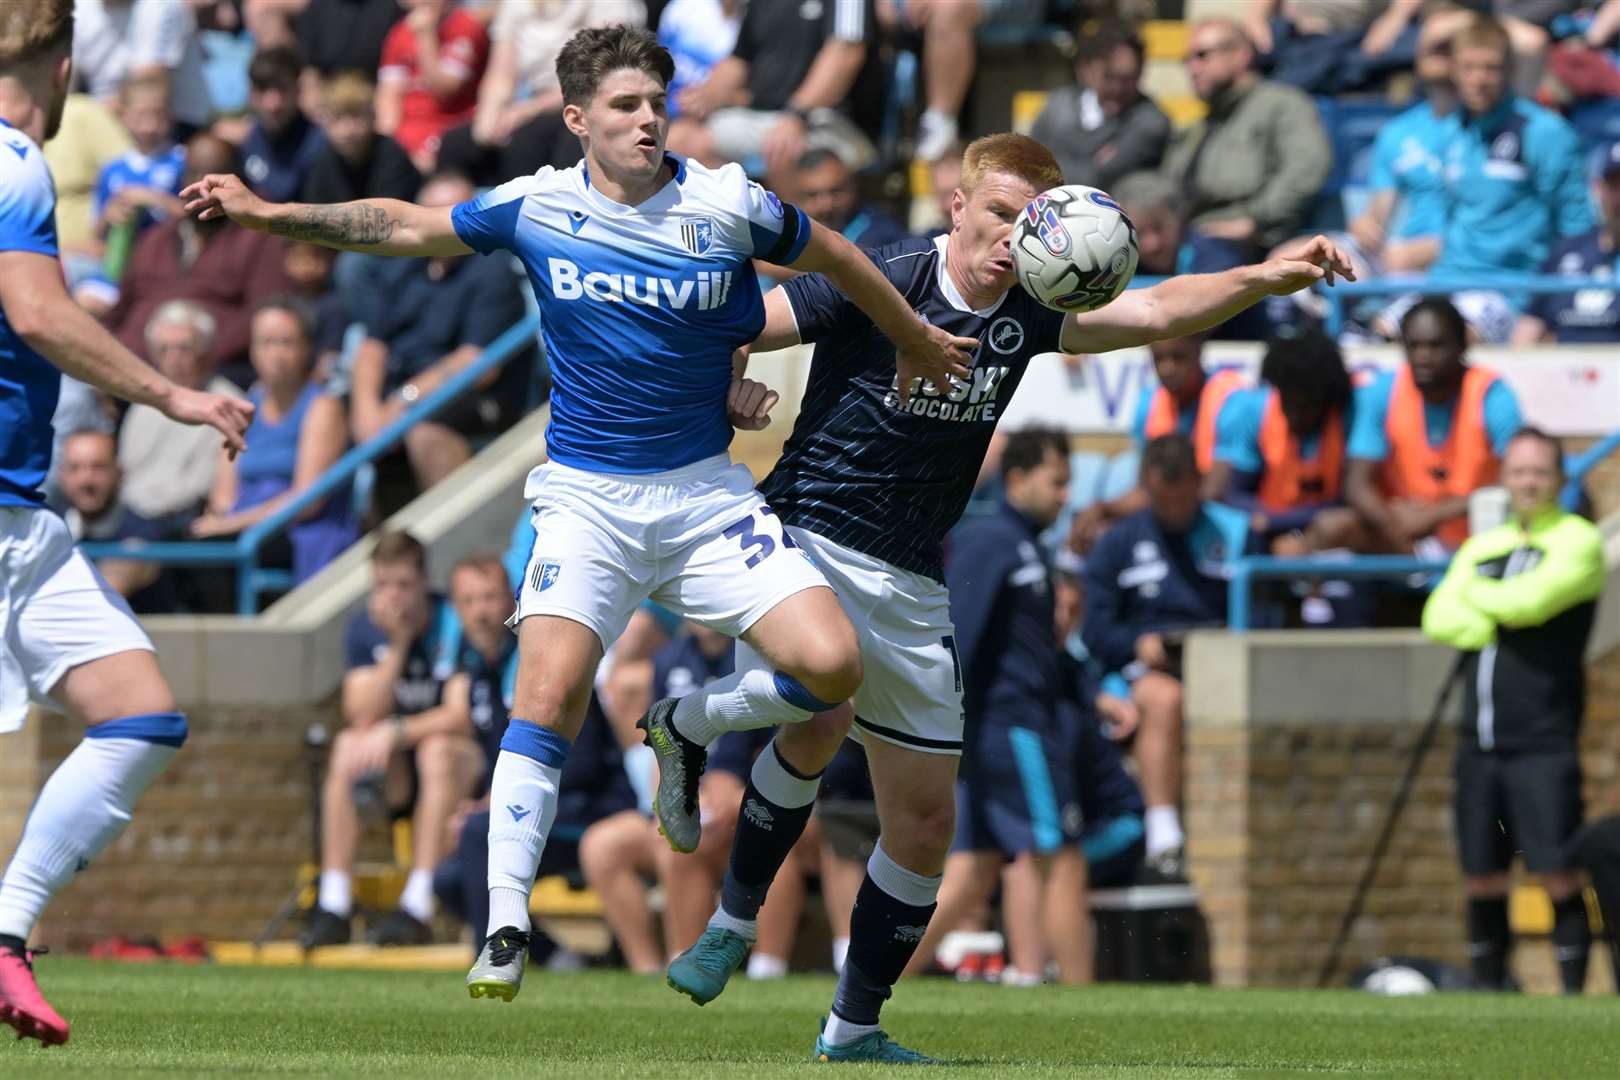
[73,0,213,128]
[491,0,647,96]
[117,375,243,518]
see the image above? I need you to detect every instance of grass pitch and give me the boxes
[4,959,1617,1078]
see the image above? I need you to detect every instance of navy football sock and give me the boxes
[719,741,821,922]
[830,846,941,1027]
[1466,896,1511,989]
[1552,895,1591,994]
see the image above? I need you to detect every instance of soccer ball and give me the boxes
[1011,185,1139,314]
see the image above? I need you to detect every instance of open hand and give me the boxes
[727,377,778,430]
[894,322,976,406]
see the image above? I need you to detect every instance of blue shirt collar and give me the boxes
[1459,93,1518,132]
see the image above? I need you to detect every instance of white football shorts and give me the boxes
[0,506,155,732]
[736,526,965,756]
[513,454,831,648]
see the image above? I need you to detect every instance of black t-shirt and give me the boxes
[370,254,534,400]
[342,594,459,714]
[733,0,884,136]
[295,0,405,77]
[764,236,1067,582]
[301,135,422,207]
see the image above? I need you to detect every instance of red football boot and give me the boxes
[0,942,69,1046]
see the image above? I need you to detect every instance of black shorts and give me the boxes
[430,388,520,440]
[1455,746,1584,876]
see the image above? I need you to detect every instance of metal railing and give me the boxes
[1226,554,1450,632]
[1318,273,1619,336]
[81,313,542,615]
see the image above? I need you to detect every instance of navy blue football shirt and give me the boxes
[762,235,1066,582]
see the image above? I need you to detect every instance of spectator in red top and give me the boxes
[376,0,491,173]
[103,134,295,386]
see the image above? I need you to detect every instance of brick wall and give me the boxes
[1187,637,1620,989]
[8,700,338,952]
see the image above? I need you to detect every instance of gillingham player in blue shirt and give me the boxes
[181,24,977,1004]
[0,3,253,1045]
[653,134,1353,1062]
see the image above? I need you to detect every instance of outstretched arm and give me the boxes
[0,250,253,454]
[1059,235,1355,354]
[181,173,471,257]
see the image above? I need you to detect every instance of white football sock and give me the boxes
[1144,806,1185,860]
[485,749,563,934]
[707,905,758,941]
[400,868,435,923]
[672,669,827,747]
[318,870,353,917]
[822,1013,882,1047]
[0,733,179,941]
[748,953,788,980]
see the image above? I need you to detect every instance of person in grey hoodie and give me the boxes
[1030,21,1170,192]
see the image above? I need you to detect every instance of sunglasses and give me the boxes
[1185,42,1235,63]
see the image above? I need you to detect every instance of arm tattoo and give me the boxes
[273,204,398,247]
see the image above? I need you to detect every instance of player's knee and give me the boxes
[787,635,863,705]
[887,802,956,870]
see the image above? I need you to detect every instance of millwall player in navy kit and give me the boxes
[657,133,1352,1062]
[184,23,977,1004]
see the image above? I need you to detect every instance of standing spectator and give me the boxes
[1063,657,1146,891]
[1113,171,1186,278]
[190,300,357,585]
[116,300,246,525]
[437,0,643,185]
[92,74,186,247]
[792,149,911,248]
[669,0,883,177]
[57,429,169,612]
[1081,435,1247,880]
[306,531,475,948]
[1207,330,1354,543]
[376,0,491,172]
[1513,140,1620,345]
[1312,299,1522,556]
[1394,15,1593,342]
[661,0,741,121]
[1422,428,1605,993]
[898,0,1050,162]
[347,173,533,492]
[1160,19,1331,272]
[72,0,214,134]
[302,73,421,207]
[1030,22,1170,191]
[104,134,295,382]
[1067,334,1242,553]
[241,45,326,205]
[915,429,1091,984]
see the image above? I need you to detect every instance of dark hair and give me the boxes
[1260,329,1351,416]
[252,295,314,344]
[796,147,847,173]
[451,553,508,586]
[1141,433,1199,484]
[1506,426,1565,476]
[556,24,675,108]
[371,530,427,572]
[249,44,303,89]
[1399,297,1469,346]
[1001,427,1069,479]
[1077,20,1145,67]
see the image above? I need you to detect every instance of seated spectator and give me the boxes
[1068,334,1242,553]
[892,0,1050,162]
[44,95,133,285]
[1113,171,1186,277]
[1031,22,1170,191]
[437,0,643,185]
[1160,19,1331,275]
[241,45,326,205]
[1246,0,1422,94]
[281,241,351,377]
[1081,434,1247,880]
[57,430,171,613]
[191,300,358,584]
[104,134,295,383]
[922,139,969,236]
[72,0,214,134]
[1423,0,1563,98]
[306,531,474,949]
[1207,330,1354,545]
[1381,15,1593,344]
[429,556,662,972]
[1513,140,1620,345]
[93,74,186,249]
[1309,298,1522,557]
[794,149,910,248]
[293,0,405,94]
[376,0,491,172]
[915,429,1091,985]
[661,0,742,121]
[117,300,246,524]
[348,172,533,491]
[302,72,421,207]
[669,0,883,178]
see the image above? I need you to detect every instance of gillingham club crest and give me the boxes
[680,218,715,255]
